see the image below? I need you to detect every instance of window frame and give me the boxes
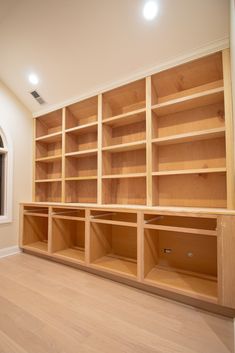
[0,127,13,224]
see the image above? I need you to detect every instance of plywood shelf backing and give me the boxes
[33,49,234,210]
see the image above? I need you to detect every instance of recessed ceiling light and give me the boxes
[143,1,158,21]
[28,73,39,85]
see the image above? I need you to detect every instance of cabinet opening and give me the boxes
[103,79,146,119]
[66,155,97,178]
[103,148,146,176]
[35,181,61,202]
[144,229,217,301]
[90,223,137,277]
[66,96,97,129]
[23,215,48,252]
[36,110,62,138]
[151,52,223,105]
[51,218,85,262]
[103,177,146,205]
[65,180,97,203]
[144,214,217,230]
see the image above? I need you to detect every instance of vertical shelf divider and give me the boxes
[98,94,103,204]
[222,48,235,209]
[85,208,91,265]
[146,76,152,206]
[137,211,144,282]
[48,206,53,254]
[32,118,36,201]
[62,107,66,202]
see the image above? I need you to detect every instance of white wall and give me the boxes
[0,80,32,249]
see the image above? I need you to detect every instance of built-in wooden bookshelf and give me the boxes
[20,203,235,309]
[33,49,234,209]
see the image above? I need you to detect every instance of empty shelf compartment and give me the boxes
[151,52,223,105]
[103,148,146,176]
[102,79,146,119]
[103,177,146,205]
[66,96,98,129]
[36,110,62,138]
[22,215,48,253]
[90,223,137,278]
[66,154,97,178]
[35,159,62,180]
[144,228,217,302]
[153,172,227,208]
[35,181,62,202]
[65,179,97,203]
[66,128,97,153]
[52,218,85,262]
[103,120,146,148]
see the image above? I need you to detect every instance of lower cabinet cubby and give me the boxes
[22,214,49,253]
[143,228,217,302]
[51,218,85,263]
[90,223,137,278]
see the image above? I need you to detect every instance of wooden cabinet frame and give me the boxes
[20,203,235,311]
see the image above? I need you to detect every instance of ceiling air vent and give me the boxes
[30,90,45,105]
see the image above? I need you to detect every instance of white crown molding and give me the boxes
[0,246,21,259]
[33,37,229,118]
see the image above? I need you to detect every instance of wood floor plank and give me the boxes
[0,254,233,353]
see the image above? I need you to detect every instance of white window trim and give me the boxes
[0,127,13,224]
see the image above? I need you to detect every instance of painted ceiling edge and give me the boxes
[32,37,229,118]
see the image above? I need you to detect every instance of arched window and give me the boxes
[0,127,12,223]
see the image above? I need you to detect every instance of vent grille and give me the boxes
[30,90,45,105]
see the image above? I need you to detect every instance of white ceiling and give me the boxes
[0,0,230,115]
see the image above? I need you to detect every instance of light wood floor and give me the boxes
[0,253,233,353]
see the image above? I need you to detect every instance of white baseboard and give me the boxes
[0,245,21,259]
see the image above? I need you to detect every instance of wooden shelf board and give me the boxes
[65,149,98,158]
[92,255,137,278]
[102,108,146,127]
[102,140,146,153]
[152,85,224,117]
[90,218,137,227]
[35,179,62,183]
[102,173,146,179]
[24,212,48,218]
[144,223,217,236]
[23,241,48,253]
[65,122,98,135]
[35,155,62,163]
[144,267,217,303]
[54,248,85,262]
[52,215,85,221]
[35,132,62,143]
[152,127,225,146]
[65,176,97,181]
[152,168,226,176]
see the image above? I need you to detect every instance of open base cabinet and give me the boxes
[20,203,235,310]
